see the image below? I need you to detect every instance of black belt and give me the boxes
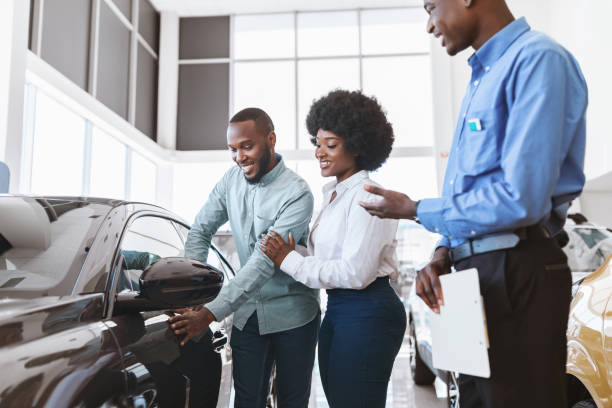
[449,225,551,264]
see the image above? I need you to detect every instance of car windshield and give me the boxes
[565,225,612,273]
[0,197,109,292]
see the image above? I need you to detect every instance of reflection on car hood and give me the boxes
[0,294,103,348]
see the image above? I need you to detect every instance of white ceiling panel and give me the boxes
[149,0,421,16]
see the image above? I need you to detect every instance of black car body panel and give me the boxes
[0,195,233,407]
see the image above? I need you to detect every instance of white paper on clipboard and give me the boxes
[431,268,490,378]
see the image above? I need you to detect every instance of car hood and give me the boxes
[0,294,104,348]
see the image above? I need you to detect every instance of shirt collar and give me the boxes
[469,17,530,70]
[322,170,369,196]
[258,154,285,186]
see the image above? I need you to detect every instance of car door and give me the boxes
[108,214,222,408]
[172,222,234,408]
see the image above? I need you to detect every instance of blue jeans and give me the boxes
[230,312,320,408]
[318,277,407,408]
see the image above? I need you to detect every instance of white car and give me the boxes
[406,219,612,408]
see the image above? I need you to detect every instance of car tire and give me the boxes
[572,401,597,408]
[409,317,436,385]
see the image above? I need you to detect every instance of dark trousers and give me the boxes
[319,277,407,408]
[230,312,320,408]
[455,236,571,408]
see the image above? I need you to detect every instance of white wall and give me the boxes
[547,1,612,180]
[0,0,14,161]
[0,0,29,192]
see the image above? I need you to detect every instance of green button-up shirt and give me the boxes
[185,156,319,334]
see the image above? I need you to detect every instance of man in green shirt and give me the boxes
[169,108,320,407]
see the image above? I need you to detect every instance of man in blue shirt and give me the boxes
[169,108,320,407]
[360,0,587,406]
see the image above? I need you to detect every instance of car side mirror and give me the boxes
[115,257,224,313]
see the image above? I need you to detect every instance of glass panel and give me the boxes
[0,197,109,292]
[396,221,441,276]
[211,233,240,274]
[361,8,430,55]
[175,222,239,276]
[234,13,295,59]
[362,56,433,147]
[130,152,157,204]
[369,157,438,200]
[172,162,233,224]
[177,63,229,150]
[297,58,360,148]
[297,11,359,57]
[206,250,225,273]
[89,127,126,199]
[118,216,185,292]
[234,61,296,150]
[30,91,85,195]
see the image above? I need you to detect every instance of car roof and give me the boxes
[0,194,186,222]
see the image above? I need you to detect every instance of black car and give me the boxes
[0,195,237,408]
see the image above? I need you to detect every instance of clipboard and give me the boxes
[431,268,490,378]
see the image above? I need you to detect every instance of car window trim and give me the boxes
[106,210,187,318]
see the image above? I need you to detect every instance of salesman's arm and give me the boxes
[170,188,313,345]
[361,49,587,239]
[359,49,586,312]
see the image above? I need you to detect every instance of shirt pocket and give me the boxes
[459,106,503,175]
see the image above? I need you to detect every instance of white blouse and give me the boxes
[280,170,399,289]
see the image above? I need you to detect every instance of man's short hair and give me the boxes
[230,108,274,136]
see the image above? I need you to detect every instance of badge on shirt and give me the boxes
[468,118,483,131]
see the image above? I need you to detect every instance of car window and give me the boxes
[565,226,612,273]
[173,222,236,280]
[117,216,185,292]
[211,234,241,273]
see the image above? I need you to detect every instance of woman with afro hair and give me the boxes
[260,89,406,407]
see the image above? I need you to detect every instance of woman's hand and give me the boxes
[259,231,295,267]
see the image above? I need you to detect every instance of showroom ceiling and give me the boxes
[148,0,419,16]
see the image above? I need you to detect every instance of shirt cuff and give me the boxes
[416,197,449,236]
[280,250,304,276]
[294,244,309,257]
[205,297,232,322]
[436,236,450,249]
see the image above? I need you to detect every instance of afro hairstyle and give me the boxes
[305,89,394,171]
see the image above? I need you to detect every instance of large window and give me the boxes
[23,83,158,202]
[173,7,438,218]
[231,8,433,149]
[89,127,127,199]
[29,90,85,196]
[172,161,233,224]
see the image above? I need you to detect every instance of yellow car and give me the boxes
[567,253,612,408]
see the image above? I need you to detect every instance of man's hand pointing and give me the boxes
[359,185,418,220]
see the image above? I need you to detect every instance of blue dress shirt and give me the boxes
[417,18,588,249]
